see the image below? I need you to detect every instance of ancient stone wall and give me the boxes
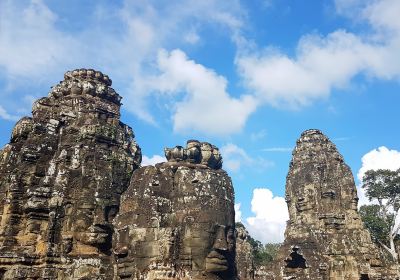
[0,69,141,279]
[235,226,255,280]
[113,140,236,279]
[1,69,399,280]
[272,129,399,280]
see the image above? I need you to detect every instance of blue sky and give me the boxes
[1,0,400,243]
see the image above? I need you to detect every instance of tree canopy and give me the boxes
[235,222,281,266]
[359,204,393,245]
[360,168,400,261]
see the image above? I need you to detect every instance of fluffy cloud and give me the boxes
[235,203,242,223]
[357,146,400,206]
[0,0,249,136]
[357,146,400,181]
[335,0,400,33]
[141,154,165,166]
[0,105,19,121]
[2,0,399,137]
[245,188,288,243]
[236,0,400,108]
[220,143,253,172]
[250,129,267,142]
[0,0,80,79]
[220,143,273,172]
[140,49,257,135]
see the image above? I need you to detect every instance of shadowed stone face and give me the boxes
[0,69,141,279]
[114,141,236,279]
[273,129,400,280]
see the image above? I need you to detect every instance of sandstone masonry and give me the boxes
[272,129,399,280]
[0,69,141,279]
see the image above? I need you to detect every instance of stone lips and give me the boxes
[0,69,141,279]
[271,129,400,280]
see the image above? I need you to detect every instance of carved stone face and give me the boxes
[70,175,122,252]
[113,164,236,279]
[74,200,120,250]
[178,217,235,277]
[174,167,235,278]
[295,184,316,213]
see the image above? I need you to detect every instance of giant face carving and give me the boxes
[113,143,235,279]
[62,137,139,255]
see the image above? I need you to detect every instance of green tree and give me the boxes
[359,204,393,245]
[235,222,281,265]
[361,168,400,261]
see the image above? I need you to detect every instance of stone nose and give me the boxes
[93,205,119,226]
[212,226,228,251]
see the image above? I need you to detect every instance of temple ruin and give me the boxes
[113,140,236,279]
[0,69,141,279]
[0,70,399,279]
[272,129,399,279]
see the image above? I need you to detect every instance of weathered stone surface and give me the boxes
[271,129,399,280]
[4,70,400,280]
[0,69,141,279]
[113,140,236,279]
[164,140,223,170]
[235,226,255,280]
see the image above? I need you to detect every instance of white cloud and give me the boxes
[357,146,400,182]
[357,146,400,206]
[250,129,267,141]
[184,30,200,44]
[0,0,77,78]
[220,143,272,172]
[138,49,257,136]
[245,188,288,243]
[0,0,248,136]
[0,105,19,121]
[220,143,252,172]
[236,0,400,108]
[336,0,400,33]
[141,154,165,166]
[235,203,242,223]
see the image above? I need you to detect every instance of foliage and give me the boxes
[361,168,400,261]
[362,169,400,210]
[359,204,393,246]
[235,222,281,266]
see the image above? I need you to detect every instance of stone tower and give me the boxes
[0,69,141,279]
[113,140,237,279]
[273,129,399,279]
